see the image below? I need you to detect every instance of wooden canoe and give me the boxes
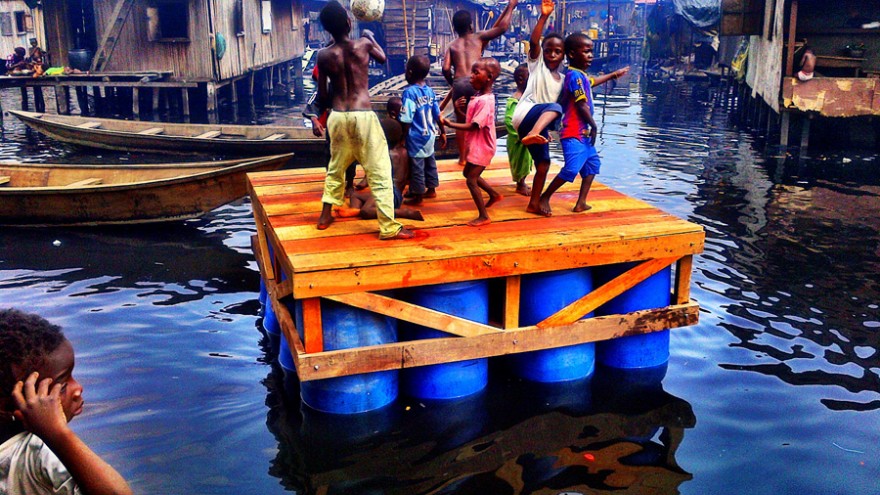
[0,154,292,226]
[10,110,507,158]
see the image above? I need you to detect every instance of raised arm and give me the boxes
[592,66,630,86]
[479,0,519,42]
[529,0,554,60]
[362,29,387,64]
[12,373,132,495]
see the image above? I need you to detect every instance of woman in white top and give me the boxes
[511,0,567,215]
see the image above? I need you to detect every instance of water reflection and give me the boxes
[263,365,694,494]
[0,218,260,305]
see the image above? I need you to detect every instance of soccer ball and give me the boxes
[351,0,384,22]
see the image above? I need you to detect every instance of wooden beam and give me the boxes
[295,302,699,381]
[785,0,798,77]
[538,257,678,328]
[0,176,10,186]
[326,292,501,338]
[194,130,222,139]
[65,178,102,187]
[137,127,165,135]
[504,275,521,329]
[301,298,323,354]
[673,255,693,305]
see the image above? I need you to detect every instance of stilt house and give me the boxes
[722,0,880,148]
[0,0,45,67]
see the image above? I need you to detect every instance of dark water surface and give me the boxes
[1,79,878,495]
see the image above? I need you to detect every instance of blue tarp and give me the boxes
[672,0,721,28]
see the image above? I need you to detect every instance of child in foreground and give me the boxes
[0,308,132,495]
[441,57,503,227]
[314,0,413,240]
[536,33,629,216]
[504,63,533,196]
[400,55,446,205]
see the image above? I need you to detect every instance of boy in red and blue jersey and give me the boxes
[535,33,629,216]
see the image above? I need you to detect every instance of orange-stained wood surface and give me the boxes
[248,157,705,299]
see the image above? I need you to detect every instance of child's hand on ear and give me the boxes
[11,372,70,440]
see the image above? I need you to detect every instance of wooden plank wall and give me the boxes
[382,0,479,59]
[94,0,213,80]
[744,0,785,112]
[39,0,71,70]
[92,0,304,81]
[212,0,305,81]
[0,0,40,57]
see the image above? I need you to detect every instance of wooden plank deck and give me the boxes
[249,157,705,381]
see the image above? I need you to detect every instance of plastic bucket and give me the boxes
[595,263,672,368]
[510,268,595,382]
[295,299,398,414]
[399,280,490,399]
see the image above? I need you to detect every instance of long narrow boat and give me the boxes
[10,110,506,158]
[0,154,292,226]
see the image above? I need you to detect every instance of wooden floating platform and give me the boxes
[248,157,705,382]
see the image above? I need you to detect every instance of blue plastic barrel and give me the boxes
[399,280,490,399]
[262,299,281,358]
[295,299,398,414]
[510,268,595,382]
[595,264,672,368]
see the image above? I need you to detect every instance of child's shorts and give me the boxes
[517,103,563,163]
[560,137,601,182]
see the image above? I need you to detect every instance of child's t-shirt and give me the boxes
[400,83,441,158]
[0,432,80,495]
[465,93,497,167]
[559,68,596,140]
[511,46,564,130]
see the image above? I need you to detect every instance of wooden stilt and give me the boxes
[181,88,190,121]
[800,114,811,155]
[75,87,89,115]
[780,111,791,147]
[293,57,305,103]
[132,87,140,119]
[20,86,29,111]
[92,86,102,114]
[230,80,238,104]
[206,82,218,124]
[33,87,46,113]
[54,86,70,115]
[151,87,160,119]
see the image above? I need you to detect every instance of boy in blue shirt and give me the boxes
[535,33,628,216]
[400,55,446,205]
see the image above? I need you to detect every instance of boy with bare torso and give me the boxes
[442,0,518,162]
[315,1,413,240]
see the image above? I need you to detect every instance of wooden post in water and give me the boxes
[132,87,140,119]
[206,82,218,124]
[780,111,791,147]
[292,57,304,103]
[75,87,89,115]
[181,88,191,122]
[800,113,811,156]
[152,87,160,120]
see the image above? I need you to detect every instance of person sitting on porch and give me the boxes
[797,46,817,81]
[5,48,27,73]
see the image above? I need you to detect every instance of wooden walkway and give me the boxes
[249,157,704,382]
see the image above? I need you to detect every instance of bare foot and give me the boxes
[382,226,416,240]
[486,193,503,208]
[538,198,552,217]
[572,202,592,213]
[521,134,549,146]
[515,183,531,196]
[398,208,425,221]
[316,215,335,230]
[526,204,552,217]
[334,207,362,218]
[467,217,492,227]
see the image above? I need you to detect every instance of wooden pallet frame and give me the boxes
[249,161,703,383]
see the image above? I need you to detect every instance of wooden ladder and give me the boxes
[90,0,137,72]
